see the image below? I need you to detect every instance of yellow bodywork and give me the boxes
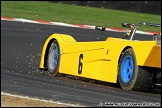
[40,34,161,83]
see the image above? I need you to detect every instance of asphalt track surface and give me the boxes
[1,20,161,107]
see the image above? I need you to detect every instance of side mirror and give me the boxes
[95,26,106,31]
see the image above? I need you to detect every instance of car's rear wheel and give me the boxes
[118,48,153,91]
[47,40,60,76]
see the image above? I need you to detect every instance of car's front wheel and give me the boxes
[118,48,153,91]
[47,40,60,76]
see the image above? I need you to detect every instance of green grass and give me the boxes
[1,1,161,32]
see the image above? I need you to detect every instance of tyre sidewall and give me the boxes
[47,40,60,76]
[118,48,138,90]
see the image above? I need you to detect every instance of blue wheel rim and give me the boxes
[48,42,59,73]
[120,55,134,84]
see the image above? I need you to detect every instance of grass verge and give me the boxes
[1,1,161,32]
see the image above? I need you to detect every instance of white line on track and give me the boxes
[1,92,86,107]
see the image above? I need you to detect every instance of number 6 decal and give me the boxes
[78,54,83,74]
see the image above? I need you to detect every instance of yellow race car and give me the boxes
[39,22,161,92]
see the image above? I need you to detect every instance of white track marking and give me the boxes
[1,92,86,107]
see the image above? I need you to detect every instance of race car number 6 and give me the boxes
[78,54,83,74]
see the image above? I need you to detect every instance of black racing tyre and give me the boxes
[118,48,153,91]
[47,40,60,76]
